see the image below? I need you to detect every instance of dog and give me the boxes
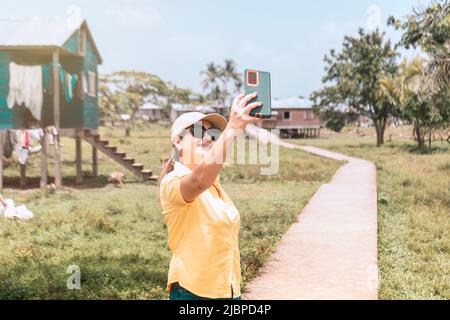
[108,172,126,188]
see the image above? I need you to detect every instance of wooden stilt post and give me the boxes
[0,131,3,191]
[75,136,82,184]
[52,49,62,187]
[20,164,26,189]
[92,145,98,177]
[40,129,48,189]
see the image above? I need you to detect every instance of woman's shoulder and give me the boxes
[160,171,190,208]
[160,170,178,186]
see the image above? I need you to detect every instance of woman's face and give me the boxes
[175,120,219,166]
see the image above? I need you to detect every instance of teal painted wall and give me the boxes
[83,36,99,129]
[60,56,84,129]
[0,52,12,129]
[62,30,79,55]
[0,27,100,130]
[62,29,92,129]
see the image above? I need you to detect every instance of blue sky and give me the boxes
[3,0,422,98]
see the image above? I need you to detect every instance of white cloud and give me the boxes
[104,0,162,28]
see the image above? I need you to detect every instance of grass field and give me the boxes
[0,123,340,299]
[289,131,450,300]
[1,124,448,299]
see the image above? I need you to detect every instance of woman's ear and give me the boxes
[172,136,183,155]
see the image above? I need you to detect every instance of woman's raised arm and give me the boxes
[180,92,262,202]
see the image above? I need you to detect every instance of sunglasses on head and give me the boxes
[181,123,221,141]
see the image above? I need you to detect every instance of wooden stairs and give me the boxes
[83,132,158,181]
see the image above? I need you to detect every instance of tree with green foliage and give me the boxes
[311,29,398,146]
[388,0,450,151]
[201,62,222,102]
[200,59,242,112]
[99,71,198,135]
[312,105,359,132]
[98,79,119,124]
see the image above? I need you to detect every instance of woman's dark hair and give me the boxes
[159,146,180,183]
[158,130,185,184]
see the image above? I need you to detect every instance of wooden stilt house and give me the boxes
[0,19,155,189]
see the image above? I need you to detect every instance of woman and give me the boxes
[159,92,262,300]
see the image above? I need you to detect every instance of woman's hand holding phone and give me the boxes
[181,92,262,201]
[226,92,263,133]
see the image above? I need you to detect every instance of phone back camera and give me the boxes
[247,71,258,85]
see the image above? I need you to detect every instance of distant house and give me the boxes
[258,97,321,138]
[195,105,217,114]
[170,103,195,122]
[170,103,217,121]
[136,102,163,122]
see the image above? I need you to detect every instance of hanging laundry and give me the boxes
[42,63,80,104]
[8,130,21,157]
[75,73,83,99]
[67,73,74,103]
[64,72,79,103]
[66,73,72,102]
[7,62,25,107]
[7,129,43,165]
[21,130,30,149]
[72,74,78,99]
[28,128,44,141]
[47,126,58,145]
[27,128,44,154]
[17,129,29,165]
[42,64,52,94]
[7,62,43,121]
[82,71,88,95]
[18,148,28,165]
[58,65,66,97]
[2,131,13,159]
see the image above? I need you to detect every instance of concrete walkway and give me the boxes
[242,131,379,300]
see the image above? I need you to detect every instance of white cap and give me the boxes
[171,112,227,140]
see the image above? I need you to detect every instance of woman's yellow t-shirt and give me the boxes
[159,161,241,299]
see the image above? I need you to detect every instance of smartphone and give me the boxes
[244,69,272,118]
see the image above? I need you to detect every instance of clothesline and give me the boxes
[7,62,86,122]
[41,62,84,103]
[2,128,59,165]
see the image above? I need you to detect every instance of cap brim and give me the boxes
[201,113,228,132]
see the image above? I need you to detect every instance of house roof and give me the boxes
[140,102,162,110]
[0,18,102,63]
[272,97,312,109]
[172,103,195,112]
[195,105,216,113]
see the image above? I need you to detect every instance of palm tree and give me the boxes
[221,59,243,107]
[378,57,444,150]
[378,57,423,109]
[201,62,222,102]
[201,60,243,117]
